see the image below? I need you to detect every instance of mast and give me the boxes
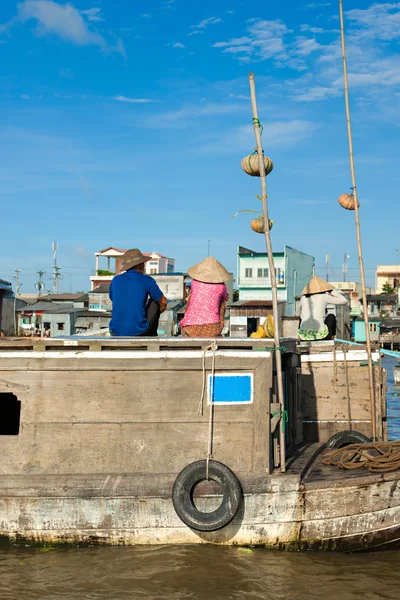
[248,73,286,471]
[339,0,376,439]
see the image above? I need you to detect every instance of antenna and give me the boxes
[52,241,61,294]
[13,269,21,296]
[35,271,46,298]
[207,240,211,257]
[325,254,330,282]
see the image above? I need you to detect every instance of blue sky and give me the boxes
[0,0,399,293]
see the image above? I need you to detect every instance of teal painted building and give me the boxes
[237,246,315,316]
[352,317,381,343]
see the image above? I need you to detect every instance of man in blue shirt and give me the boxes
[109,248,168,336]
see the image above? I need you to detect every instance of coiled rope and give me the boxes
[323,442,400,473]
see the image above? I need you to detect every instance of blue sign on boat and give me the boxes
[207,373,253,405]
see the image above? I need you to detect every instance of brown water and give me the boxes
[1,545,400,600]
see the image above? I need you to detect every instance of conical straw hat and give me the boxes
[188,256,231,284]
[301,276,333,296]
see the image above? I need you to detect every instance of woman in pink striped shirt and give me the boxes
[181,257,231,338]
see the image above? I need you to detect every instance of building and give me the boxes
[75,311,111,335]
[376,265,400,293]
[158,301,185,336]
[88,284,112,312]
[41,293,89,308]
[360,294,398,318]
[353,317,381,343]
[229,300,286,337]
[16,301,85,337]
[237,246,314,316]
[145,253,175,275]
[153,274,188,302]
[90,247,175,290]
[328,282,372,317]
[0,279,16,335]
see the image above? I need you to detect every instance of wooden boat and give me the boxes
[0,336,397,551]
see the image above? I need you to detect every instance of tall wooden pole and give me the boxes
[248,73,286,471]
[339,0,376,439]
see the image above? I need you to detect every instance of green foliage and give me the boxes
[382,282,395,294]
[97,270,114,276]
[233,289,239,302]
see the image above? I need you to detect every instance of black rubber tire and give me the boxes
[172,460,243,532]
[326,430,371,449]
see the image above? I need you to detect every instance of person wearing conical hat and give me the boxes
[180,257,231,338]
[297,276,348,341]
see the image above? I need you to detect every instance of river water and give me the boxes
[1,357,400,599]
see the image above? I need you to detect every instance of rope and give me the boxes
[271,410,289,433]
[323,442,400,473]
[343,348,352,430]
[252,118,263,135]
[198,342,218,480]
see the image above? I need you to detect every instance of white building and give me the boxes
[144,253,175,275]
[90,247,175,290]
[376,265,400,294]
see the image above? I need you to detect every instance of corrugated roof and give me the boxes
[42,293,88,301]
[229,300,284,308]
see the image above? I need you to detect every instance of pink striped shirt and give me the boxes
[181,280,228,326]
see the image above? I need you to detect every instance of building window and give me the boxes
[370,323,377,333]
[57,323,65,331]
[245,268,253,278]
[275,268,285,284]
[257,268,263,278]
[150,269,157,274]
[264,268,269,278]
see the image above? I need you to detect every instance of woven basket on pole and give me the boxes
[241,154,274,177]
[250,216,273,234]
[338,193,360,210]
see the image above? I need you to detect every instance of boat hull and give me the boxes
[0,469,399,551]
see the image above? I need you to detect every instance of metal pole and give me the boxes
[248,72,286,472]
[326,254,330,282]
[339,0,376,439]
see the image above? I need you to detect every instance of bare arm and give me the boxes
[326,290,348,305]
[158,295,168,314]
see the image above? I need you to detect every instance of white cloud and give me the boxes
[114,96,154,104]
[172,42,185,48]
[198,120,319,153]
[81,7,104,22]
[2,1,125,56]
[140,13,151,18]
[147,102,246,128]
[193,17,222,29]
[346,2,400,41]
[21,94,30,100]
[293,84,341,102]
[305,2,332,8]
[213,19,299,66]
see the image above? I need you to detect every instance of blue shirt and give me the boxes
[109,270,163,336]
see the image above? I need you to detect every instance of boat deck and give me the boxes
[298,445,400,489]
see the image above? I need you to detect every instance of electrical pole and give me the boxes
[342,253,349,282]
[52,241,61,294]
[325,254,330,282]
[35,271,46,298]
[13,269,21,296]
[396,248,399,290]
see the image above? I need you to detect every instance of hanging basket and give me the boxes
[338,193,360,211]
[250,216,273,234]
[241,154,274,177]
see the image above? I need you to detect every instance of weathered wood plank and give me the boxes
[0,370,254,424]
[0,422,254,475]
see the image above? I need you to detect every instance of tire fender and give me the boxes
[172,460,243,532]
